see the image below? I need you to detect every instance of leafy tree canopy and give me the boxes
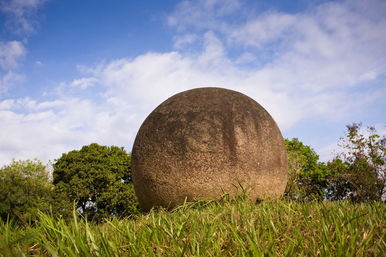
[284,138,329,201]
[0,159,53,224]
[53,143,139,222]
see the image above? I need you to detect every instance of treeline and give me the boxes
[0,123,385,224]
[0,144,139,224]
[285,123,385,202]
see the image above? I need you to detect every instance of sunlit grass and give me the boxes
[0,196,385,256]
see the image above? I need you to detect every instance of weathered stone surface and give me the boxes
[132,88,288,211]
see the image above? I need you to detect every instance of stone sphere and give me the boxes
[132,88,288,211]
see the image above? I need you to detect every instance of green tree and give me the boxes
[53,143,139,221]
[284,138,330,201]
[327,123,386,202]
[0,159,54,224]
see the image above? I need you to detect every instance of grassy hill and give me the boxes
[1,197,385,256]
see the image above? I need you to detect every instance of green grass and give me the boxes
[0,197,385,256]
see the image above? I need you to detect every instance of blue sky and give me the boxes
[0,0,385,165]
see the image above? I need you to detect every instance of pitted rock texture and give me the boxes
[132,88,288,211]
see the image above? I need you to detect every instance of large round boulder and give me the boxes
[132,88,288,211]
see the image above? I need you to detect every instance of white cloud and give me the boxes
[0,41,26,70]
[175,0,386,92]
[0,71,23,94]
[0,0,47,34]
[84,29,355,130]
[230,12,296,47]
[0,95,140,165]
[69,77,98,89]
[234,52,256,64]
[173,33,198,49]
[0,42,298,165]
